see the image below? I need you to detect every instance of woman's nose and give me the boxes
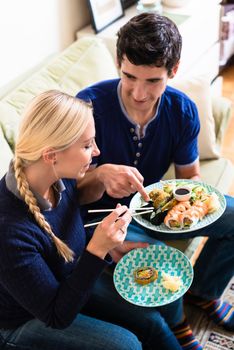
[92,140,100,157]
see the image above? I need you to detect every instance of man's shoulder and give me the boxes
[76,79,120,102]
[164,85,195,106]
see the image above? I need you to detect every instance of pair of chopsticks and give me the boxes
[84,207,154,228]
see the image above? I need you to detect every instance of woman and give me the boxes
[0,90,189,350]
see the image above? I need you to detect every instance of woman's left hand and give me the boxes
[110,241,149,263]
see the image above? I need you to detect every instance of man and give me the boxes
[77,12,234,343]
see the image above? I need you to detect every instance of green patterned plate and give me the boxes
[113,245,193,307]
[130,179,226,233]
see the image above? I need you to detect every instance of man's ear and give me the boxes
[42,148,57,165]
[169,61,180,79]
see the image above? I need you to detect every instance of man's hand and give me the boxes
[97,164,150,202]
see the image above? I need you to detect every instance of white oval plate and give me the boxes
[113,245,193,307]
[130,180,226,233]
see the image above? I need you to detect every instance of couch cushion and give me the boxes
[0,101,20,150]
[212,96,233,146]
[57,37,119,94]
[2,37,118,115]
[169,75,220,160]
[0,127,13,179]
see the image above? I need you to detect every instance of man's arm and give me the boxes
[77,167,106,205]
[77,164,150,205]
[175,159,201,180]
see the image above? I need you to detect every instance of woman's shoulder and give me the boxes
[0,176,25,214]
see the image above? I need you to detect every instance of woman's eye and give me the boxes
[85,139,95,150]
[85,144,92,150]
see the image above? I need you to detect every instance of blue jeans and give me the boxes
[0,316,140,350]
[82,268,183,349]
[0,270,183,350]
[127,195,234,300]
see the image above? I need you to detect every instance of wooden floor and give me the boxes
[219,63,234,195]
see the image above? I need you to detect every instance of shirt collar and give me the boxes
[117,81,161,138]
[6,162,65,211]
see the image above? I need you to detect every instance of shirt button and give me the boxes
[138,143,142,148]
[133,136,138,141]
[136,152,141,157]
[130,128,135,133]
[134,160,138,165]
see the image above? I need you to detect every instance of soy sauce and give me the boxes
[175,188,190,195]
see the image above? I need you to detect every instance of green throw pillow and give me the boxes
[0,101,20,150]
[0,127,13,179]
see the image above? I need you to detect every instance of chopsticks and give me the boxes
[88,207,154,213]
[84,207,154,228]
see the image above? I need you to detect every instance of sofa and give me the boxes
[0,37,233,263]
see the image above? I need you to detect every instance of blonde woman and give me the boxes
[0,90,184,350]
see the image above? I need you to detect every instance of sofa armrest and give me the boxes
[212,96,233,147]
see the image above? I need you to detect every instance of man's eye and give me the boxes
[125,74,135,80]
[148,79,160,84]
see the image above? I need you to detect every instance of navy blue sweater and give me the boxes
[0,176,110,329]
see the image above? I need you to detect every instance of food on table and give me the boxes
[173,186,191,202]
[161,273,182,292]
[202,192,220,213]
[191,185,207,200]
[139,181,221,230]
[134,266,158,285]
[175,188,190,195]
[164,212,184,229]
[149,189,171,209]
[161,182,175,194]
[164,200,208,229]
[149,208,168,226]
[161,198,178,211]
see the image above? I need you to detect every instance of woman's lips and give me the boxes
[83,161,92,170]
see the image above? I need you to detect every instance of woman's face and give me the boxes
[56,117,100,179]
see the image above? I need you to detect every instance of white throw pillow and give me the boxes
[169,75,220,160]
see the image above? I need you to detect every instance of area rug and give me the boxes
[185,277,234,349]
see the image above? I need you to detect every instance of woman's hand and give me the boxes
[110,241,149,263]
[86,204,132,259]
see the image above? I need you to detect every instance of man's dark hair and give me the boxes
[116,12,182,74]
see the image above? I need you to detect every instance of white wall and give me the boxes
[0,0,90,88]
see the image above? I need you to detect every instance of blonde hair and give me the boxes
[14,90,93,263]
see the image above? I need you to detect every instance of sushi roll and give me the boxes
[134,266,158,285]
[164,212,183,230]
[150,208,168,225]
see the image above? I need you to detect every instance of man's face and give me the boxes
[119,55,176,115]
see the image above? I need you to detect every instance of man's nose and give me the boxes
[132,83,146,101]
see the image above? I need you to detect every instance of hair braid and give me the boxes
[13,157,74,263]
